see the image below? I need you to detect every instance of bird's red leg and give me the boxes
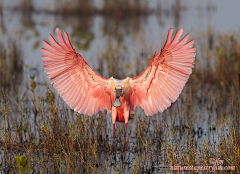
[113,123,115,143]
[111,123,116,151]
[111,107,117,150]
[123,107,130,149]
[124,123,127,142]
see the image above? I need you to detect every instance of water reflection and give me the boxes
[53,0,94,15]
[21,0,35,30]
[59,15,95,50]
[172,0,181,29]
[0,3,6,35]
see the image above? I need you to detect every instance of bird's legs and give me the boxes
[124,123,127,142]
[123,107,130,149]
[112,123,116,151]
[111,107,117,150]
[113,123,116,143]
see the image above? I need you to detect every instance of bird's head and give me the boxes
[115,85,122,96]
[112,85,122,107]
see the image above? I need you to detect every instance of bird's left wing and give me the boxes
[129,28,195,116]
[42,28,112,116]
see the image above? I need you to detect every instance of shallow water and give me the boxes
[1,0,240,84]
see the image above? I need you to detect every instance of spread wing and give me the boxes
[41,28,112,116]
[129,28,195,116]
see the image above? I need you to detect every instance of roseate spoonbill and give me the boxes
[41,28,195,142]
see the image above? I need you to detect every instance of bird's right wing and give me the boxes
[129,28,195,116]
[42,28,112,116]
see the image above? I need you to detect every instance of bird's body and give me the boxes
[41,28,196,141]
[109,78,130,123]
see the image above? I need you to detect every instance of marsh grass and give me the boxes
[10,0,152,19]
[0,40,23,95]
[47,0,150,17]
[101,0,149,18]
[0,32,240,173]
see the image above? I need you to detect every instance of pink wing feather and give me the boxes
[42,28,112,116]
[129,28,195,116]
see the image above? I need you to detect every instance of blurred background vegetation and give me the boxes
[0,0,239,173]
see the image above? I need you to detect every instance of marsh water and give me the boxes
[0,0,240,173]
[1,0,240,83]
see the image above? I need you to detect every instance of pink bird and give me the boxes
[41,28,195,142]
